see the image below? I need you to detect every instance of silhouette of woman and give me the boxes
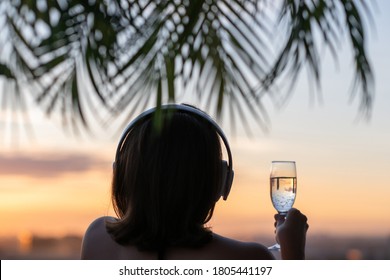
[81,104,308,259]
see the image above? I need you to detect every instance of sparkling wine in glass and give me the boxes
[268,161,297,250]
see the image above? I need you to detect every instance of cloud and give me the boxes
[0,152,111,178]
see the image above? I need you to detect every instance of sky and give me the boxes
[1,1,390,244]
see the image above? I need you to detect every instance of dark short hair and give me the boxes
[106,109,222,251]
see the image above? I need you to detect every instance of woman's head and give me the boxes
[108,105,226,250]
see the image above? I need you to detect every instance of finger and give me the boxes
[274,213,286,222]
[286,208,307,223]
[274,220,281,228]
[274,214,286,227]
[286,208,301,218]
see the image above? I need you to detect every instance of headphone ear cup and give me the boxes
[219,160,234,201]
[219,160,228,199]
[223,168,234,201]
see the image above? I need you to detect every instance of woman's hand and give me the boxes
[275,208,309,260]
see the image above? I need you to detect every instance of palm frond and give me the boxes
[262,0,374,117]
[0,0,376,135]
[1,0,120,131]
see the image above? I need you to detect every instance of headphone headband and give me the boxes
[115,104,234,200]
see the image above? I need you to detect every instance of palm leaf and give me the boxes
[0,0,376,134]
[263,0,374,117]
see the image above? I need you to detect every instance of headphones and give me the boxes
[114,104,234,201]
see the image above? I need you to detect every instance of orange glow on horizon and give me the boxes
[0,168,114,238]
[1,154,390,240]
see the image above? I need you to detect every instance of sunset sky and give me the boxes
[1,1,389,244]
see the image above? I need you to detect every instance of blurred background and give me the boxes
[1,0,389,259]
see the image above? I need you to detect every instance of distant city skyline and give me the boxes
[1,234,389,260]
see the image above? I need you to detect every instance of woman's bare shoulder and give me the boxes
[80,216,119,259]
[83,216,115,239]
[80,218,274,260]
[211,234,274,260]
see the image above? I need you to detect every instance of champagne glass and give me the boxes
[268,161,297,250]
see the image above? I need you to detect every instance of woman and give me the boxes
[81,104,308,260]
